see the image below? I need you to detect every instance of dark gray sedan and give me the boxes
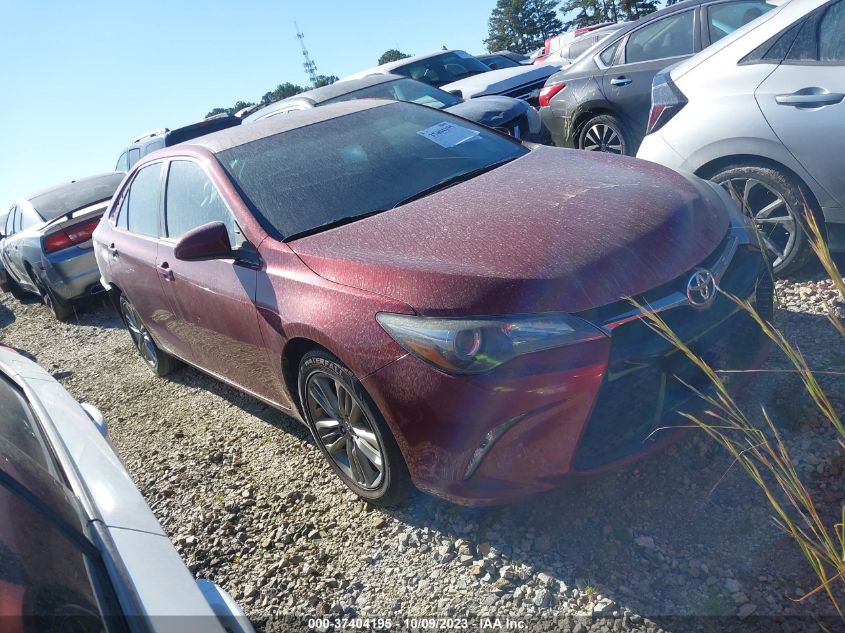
[243,74,549,142]
[1,173,124,319]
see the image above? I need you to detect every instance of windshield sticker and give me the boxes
[417,122,481,148]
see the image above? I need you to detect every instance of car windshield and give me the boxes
[323,78,461,110]
[391,52,491,87]
[29,173,124,222]
[218,102,527,239]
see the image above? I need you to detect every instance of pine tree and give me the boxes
[485,0,564,54]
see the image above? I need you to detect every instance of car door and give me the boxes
[602,9,698,144]
[108,162,178,352]
[755,0,845,206]
[157,158,280,400]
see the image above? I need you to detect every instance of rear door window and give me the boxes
[164,160,236,241]
[599,39,621,66]
[124,164,161,237]
[819,0,845,61]
[4,207,16,236]
[625,11,695,63]
[127,148,141,168]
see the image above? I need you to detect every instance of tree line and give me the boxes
[485,0,660,53]
[205,0,662,118]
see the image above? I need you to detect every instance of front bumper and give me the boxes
[363,241,772,505]
[43,246,104,301]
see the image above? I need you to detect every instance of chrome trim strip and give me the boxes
[601,235,739,332]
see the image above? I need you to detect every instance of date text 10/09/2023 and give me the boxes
[306,617,528,630]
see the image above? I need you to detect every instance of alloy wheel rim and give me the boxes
[121,301,158,369]
[583,124,624,154]
[305,372,385,490]
[720,177,796,268]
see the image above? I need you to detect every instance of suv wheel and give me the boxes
[119,295,179,376]
[298,350,412,506]
[711,164,815,276]
[578,114,630,155]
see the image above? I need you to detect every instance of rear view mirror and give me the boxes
[174,221,233,261]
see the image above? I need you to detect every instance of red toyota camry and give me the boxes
[93,99,771,505]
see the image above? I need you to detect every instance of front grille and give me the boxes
[572,246,769,470]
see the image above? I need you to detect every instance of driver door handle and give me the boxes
[776,89,844,108]
[610,76,632,86]
[158,262,174,281]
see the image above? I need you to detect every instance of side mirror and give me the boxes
[174,221,233,261]
[448,89,463,99]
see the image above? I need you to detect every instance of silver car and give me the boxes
[0,345,253,633]
[637,0,845,274]
[0,173,124,319]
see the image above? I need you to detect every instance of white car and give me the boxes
[637,0,845,274]
[0,345,253,633]
[341,49,561,105]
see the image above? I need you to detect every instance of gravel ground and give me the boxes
[1,260,843,633]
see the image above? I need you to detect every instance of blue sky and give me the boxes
[0,0,497,207]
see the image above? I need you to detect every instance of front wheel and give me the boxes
[578,114,631,155]
[119,295,179,377]
[710,164,814,276]
[298,350,412,506]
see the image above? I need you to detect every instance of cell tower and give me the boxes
[295,21,319,87]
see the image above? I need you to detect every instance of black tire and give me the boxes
[119,294,179,377]
[5,274,26,300]
[710,164,815,276]
[30,272,72,321]
[578,114,631,156]
[298,350,413,506]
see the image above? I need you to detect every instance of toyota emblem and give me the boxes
[686,269,717,309]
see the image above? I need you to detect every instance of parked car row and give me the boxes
[539,0,845,275]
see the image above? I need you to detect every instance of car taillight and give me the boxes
[646,71,687,135]
[43,217,101,254]
[538,82,566,108]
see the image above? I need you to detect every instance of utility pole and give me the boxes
[295,21,319,87]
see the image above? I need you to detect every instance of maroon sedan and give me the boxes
[93,100,772,506]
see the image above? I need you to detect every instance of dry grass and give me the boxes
[632,208,845,616]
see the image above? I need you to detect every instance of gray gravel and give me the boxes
[0,261,843,633]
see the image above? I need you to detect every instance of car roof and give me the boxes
[343,49,471,79]
[181,99,394,154]
[251,74,406,117]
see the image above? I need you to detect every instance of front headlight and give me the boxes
[376,312,607,375]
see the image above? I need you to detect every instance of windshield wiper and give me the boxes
[283,207,394,242]
[388,157,518,209]
[283,157,517,241]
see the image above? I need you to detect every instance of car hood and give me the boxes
[442,64,560,98]
[289,147,729,316]
[444,96,528,127]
